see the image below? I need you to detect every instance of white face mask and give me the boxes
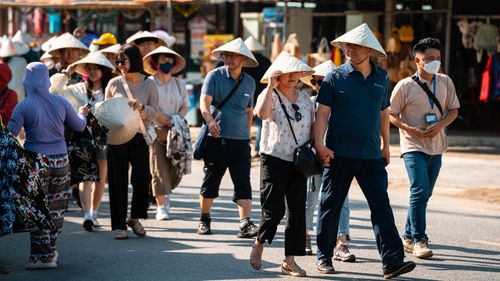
[423,60,441,74]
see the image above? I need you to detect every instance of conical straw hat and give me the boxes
[260,51,314,84]
[40,51,53,61]
[244,36,265,52]
[212,37,258,68]
[0,39,17,57]
[331,23,387,57]
[152,30,176,47]
[93,97,140,145]
[48,32,89,57]
[12,30,36,45]
[69,51,115,76]
[41,35,59,52]
[99,43,121,55]
[300,60,337,88]
[143,46,185,75]
[126,31,167,47]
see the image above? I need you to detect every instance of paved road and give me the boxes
[1,151,500,281]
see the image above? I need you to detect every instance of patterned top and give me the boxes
[258,88,314,162]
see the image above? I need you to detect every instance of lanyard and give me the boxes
[415,72,436,109]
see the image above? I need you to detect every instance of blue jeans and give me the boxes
[305,174,350,236]
[316,157,403,265]
[403,152,442,241]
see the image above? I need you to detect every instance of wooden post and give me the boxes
[384,0,395,44]
[167,0,173,34]
[444,0,453,73]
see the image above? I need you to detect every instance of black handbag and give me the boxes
[274,89,323,177]
[193,74,245,160]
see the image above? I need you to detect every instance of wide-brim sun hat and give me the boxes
[99,43,121,55]
[331,23,387,57]
[47,32,90,57]
[41,35,59,52]
[244,36,265,53]
[126,31,167,47]
[260,51,314,84]
[69,51,115,76]
[143,46,185,75]
[0,39,17,57]
[40,51,53,61]
[300,60,337,88]
[212,37,259,68]
[93,96,141,145]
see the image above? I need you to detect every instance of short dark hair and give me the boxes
[117,44,143,73]
[412,38,441,56]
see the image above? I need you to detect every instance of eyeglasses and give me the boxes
[291,103,302,122]
[310,79,323,86]
[115,58,129,65]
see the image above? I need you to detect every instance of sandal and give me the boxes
[281,260,307,277]
[126,219,146,237]
[250,240,263,270]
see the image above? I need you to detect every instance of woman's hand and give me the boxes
[268,70,282,89]
[315,145,334,167]
[128,99,144,111]
[62,65,75,78]
[79,106,90,116]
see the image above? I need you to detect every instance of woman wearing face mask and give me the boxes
[142,46,189,221]
[49,51,115,232]
[250,51,314,277]
[105,44,159,239]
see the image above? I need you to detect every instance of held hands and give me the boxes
[207,119,221,138]
[315,145,334,167]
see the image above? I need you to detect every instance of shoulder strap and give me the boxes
[412,75,444,116]
[273,89,299,146]
[212,73,245,118]
[120,76,149,135]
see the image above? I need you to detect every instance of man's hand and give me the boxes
[207,119,221,138]
[315,144,334,167]
[382,145,390,166]
[406,126,427,138]
[423,122,443,138]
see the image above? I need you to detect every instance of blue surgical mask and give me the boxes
[158,62,174,74]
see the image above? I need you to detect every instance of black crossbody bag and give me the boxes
[274,89,323,177]
[412,75,444,116]
[193,74,245,160]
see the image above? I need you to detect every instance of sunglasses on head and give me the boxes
[310,79,323,86]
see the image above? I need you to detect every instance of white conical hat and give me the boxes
[40,51,52,61]
[260,51,314,84]
[12,31,36,44]
[143,46,185,75]
[244,36,265,52]
[41,35,59,52]
[300,60,337,88]
[331,23,387,57]
[69,51,115,76]
[93,97,140,145]
[99,43,121,55]
[0,39,17,57]
[212,37,258,68]
[126,31,167,47]
[152,30,176,47]
[48,32,90,57]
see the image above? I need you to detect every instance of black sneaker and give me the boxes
[317,258,336,274]
[237,221,258,238]
[197,220,212,235]
[83,218,94,232]
[383,261,416,279]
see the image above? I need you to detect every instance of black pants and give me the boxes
[257,154,307,256]
[316,157,404,265]
[108,134,151,230]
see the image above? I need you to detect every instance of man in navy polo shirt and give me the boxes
[313,24,416,279]
[198,38,259,238]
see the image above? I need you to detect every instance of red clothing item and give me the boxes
[0,62,18,125]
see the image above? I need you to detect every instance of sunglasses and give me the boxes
[310,79,323,86]
[115,58,129,65]
[291,103,302,122]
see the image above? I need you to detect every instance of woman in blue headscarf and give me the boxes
[8,62,89,270]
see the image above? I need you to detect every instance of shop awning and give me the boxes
[0,0,148,9]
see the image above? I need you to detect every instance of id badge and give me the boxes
[425,113,438,124]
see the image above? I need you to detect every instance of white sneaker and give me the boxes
[92,212,101,227]
[25,257,57,270]
[155,206,169,221]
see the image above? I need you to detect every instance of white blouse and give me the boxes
[49,73,104,113]
[258,88,314,162]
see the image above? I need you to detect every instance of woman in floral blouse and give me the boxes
[250,51,314,277]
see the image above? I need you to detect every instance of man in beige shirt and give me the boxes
[389,38,460,259]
